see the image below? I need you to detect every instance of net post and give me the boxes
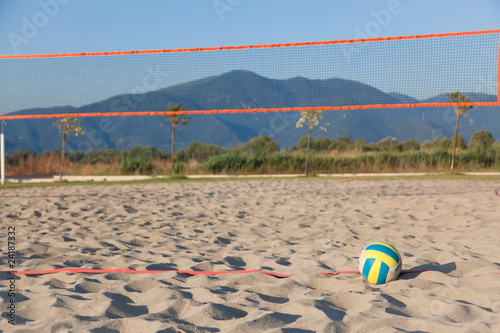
[497,33,500,104]
[1,121,5,185]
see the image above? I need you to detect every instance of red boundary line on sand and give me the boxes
[1,29,499,59]
[472,272,500,277]
[0,194,98,198]
[0,268,430,277]
[1,102,498,121]
[4,268,498,278]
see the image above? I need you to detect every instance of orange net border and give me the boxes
[498,32,500,103]
[1,29,499,120]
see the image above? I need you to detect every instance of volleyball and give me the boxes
[359,242,402,285]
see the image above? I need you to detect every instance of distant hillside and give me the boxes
[387,93,420,104]
[4,70,500,154]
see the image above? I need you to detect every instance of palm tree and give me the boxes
[164,103,190,175]
[445,92,473,171]
[54,117,84,181]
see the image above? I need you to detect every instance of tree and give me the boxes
[186,141,223,161]
[240,135,279,155]
[469,130,495,149]
[296,110,329,175]
[449,134,467,150]
[119,146,155,175]
[54,117,84,181]
[376,136,400,152]
[446,92,473,171]
[164,103,190,175]
[400,139,420,151]
[313,137,333,151]
[421,137,451,150]
[333,137,354,151]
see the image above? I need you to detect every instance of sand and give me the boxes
[1,179,500,332]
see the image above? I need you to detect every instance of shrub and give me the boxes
[173,162,184,175]
[240,135,279,155]
[119,147,156,175]
[119,157,154,175]
[401,139,420,151]
[469,130,496,149]
[186,141,223,161]
[450,134,467,149]
[422,137,451,150]
[204,153,247,173]
[204,152,268,174]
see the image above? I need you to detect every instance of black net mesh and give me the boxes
[1,31,498,119]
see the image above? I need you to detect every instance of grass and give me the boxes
[3,146,500,191]
[2,172,500,191]
[0,176,189,190]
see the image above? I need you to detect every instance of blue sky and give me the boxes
[0,0,499,114]
[1,0,499,55]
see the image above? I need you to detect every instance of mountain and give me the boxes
[387,93,420,104]
[3,70,500,154]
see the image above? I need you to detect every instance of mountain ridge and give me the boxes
[3,70,499,154]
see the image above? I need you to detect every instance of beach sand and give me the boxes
[1,179,499,332]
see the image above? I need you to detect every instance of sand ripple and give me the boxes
[1,179,500,331]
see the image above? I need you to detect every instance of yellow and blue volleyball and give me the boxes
[359,242,402,285]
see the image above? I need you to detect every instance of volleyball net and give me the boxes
[0,29,499,120]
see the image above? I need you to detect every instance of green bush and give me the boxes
[469,130,495,149]
[119,157,154,175]
[81,149,118,164]
[173,162,184,175]
[455,147,498,169]
[66,151,85,163]
[6,151,35,167]
[139,159,154,175]
[204,153,246,173]
[204,152,268,174]
[175,149,187,163]
[421,137,451,150]
[450,134,467,149]
[119,158,140,175]
[186,141,223,161]
[119,146,156,175]
[239,135,279,155]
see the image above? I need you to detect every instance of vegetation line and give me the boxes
[2,173,500,190]
[2,129,500,181]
